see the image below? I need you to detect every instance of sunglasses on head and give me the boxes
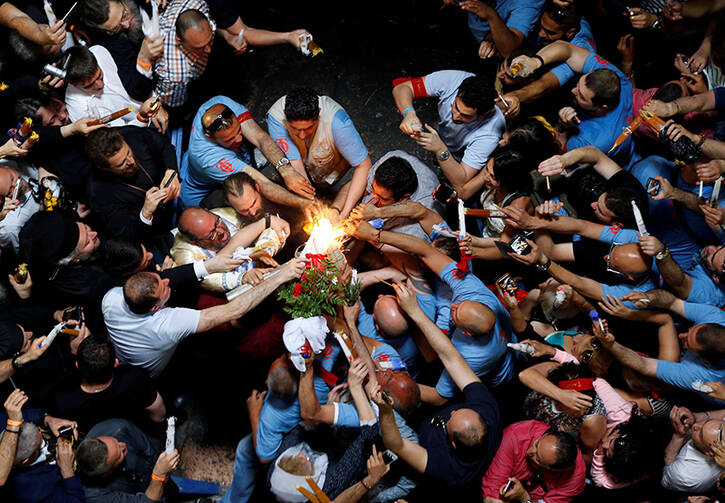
[203,107,235,135]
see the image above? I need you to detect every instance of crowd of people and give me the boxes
[1,0,725,502]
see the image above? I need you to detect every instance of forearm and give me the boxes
[256,133,286,167]
[409,309,474,379]
[349,384,375,423]
[145,479,165,501]
[645,289,680,311]
[0,360,14,383]
[298,371,322,422]
[509,72,560,105]
[438,157,471,195]
[681,0,725,18]
[701,137,725,160]
[249,413,260,452]
[379,407,403,451]
[243,166,308,209]
[377,229,434,258]
[537,40,575,67]
[671,91,716,115]
[656,254,692,299]
[0,431,18,485]
[340,162,371,218]
[244,27,294,46]
[664,435,687,465]
[610,342,658,377]
[547,261,603,300]
[562,146,619,179]
[487,12,522,57]
[332,479,370,503]
[5,11,47,45]
[657,317,681,362]
[218,219,265,255]
[670,187,703,214]
[346,322,378,382]
[374,201,427,221]
[392,84,416,113]
[519,368,566,402]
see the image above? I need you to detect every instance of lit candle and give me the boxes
[457,199,466,239]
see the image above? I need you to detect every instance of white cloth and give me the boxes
[0,162,40,253]
[283,316,329,372]
[661,439,723,493]
[65,45,144,127]
[102,287,201,378]
[270,443,328,503]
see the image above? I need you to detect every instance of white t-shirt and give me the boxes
[424,70,505,171]
[661,439,723,493]
[102,287,201,378]
[65,45,144,127]
[0,162,39,253]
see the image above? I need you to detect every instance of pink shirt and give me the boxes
[481,420,586,503]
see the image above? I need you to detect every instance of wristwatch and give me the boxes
[12,356,24,371]
[264,212,271,229]
[655,247,669,261]
[651,15,662,30]
[437,150,451,162]
[275,157,291,171]
[536,256,552,272]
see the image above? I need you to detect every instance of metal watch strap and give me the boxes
[655,248,669,261]
[437,150,450,161]
[536,257,552,272]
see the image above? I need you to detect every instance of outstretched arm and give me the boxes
[352,201,444,236]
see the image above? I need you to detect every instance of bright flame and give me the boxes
[301,217,346,256]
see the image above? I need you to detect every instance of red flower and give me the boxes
[301,274,308,283]
[306,253,326,270]
[293,283,304,297]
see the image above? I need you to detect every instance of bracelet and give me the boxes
[375,229,382,244]
[6,419,22,427]
[534,54,545,67]
[697,134,707,147]
[330,206,342,213]
[151,473,167,482]
[137,112,150,124]
[4,428,19,434]
[360,478,371,490]
[673,101,681,115]
[401,106,415,116]
[136,59,152,69]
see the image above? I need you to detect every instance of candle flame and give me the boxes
[302,216,346,255]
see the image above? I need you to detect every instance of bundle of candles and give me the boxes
[87,106,135,126]
[8,118,40,149]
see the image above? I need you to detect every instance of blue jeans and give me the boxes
[221,434,260,503]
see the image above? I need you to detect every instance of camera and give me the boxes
[495,230,534,257]
[646,177,661,197]
[496,273,519,296]
[42,64,67,81]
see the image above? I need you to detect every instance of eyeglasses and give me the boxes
[203,107,235,135]
[203,215,223,241]
[579,338,601,364]
[605,242,629,280]
[104,2,132,35]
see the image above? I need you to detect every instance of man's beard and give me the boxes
[122,1,145,47]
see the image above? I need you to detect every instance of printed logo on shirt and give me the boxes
[499,330,509,343]
[594,55,609,67]
[276,138,289,153]
[608,226,621,234]
[216,158,233,173]
[321,344,334,360]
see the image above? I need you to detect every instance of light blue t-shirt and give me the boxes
[435,262,515,397]
[182,95,255,207]
[468,0,546,43]
[656,302,725,405]
[566,53,636,169]
[255,342,340,460]
[549,17,596,86]
[266,110,368,168]
[424,70,506,171]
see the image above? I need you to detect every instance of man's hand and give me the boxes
[153,449,180,479]
[56,439,76,479]
[558,106,581,127]
[4,389,28,422]
[500,478,530,503]
[0,138,29,160]
[509,55,542,78]
[519,339,556,358]
[279,257,307,282]
[637,233,665,257]
[350,203,379,221]
[681,72,708,95]
[269,215,291,242]
[536,200,565,216]
[363,445,390,489]
[246,389,267,419]
[343,301,362,326]
[139,35,164,63]
[280,166,315,200]
[642,99,678,118]
[477,40,497,59]
[66,117,106,137]
[38,73,64,92]
[663,0,683,21]
[557,388,594,414]
[151,105,169,134]
[344,219,377,241]
[620,291,653,308]
[242,268,271,286]
[18,337,48,364]
[328,382,348,403]
[142,187,169,219]
[288,29,312,51]
[160,170,181,202]
[591,314,615,347]
[41,21,67,46]
[460,0,494,18]
[400,110,423,136]
[538,155,568,177]
[650,175,675,200]
[459,233,473,256]
[370,383,394,410]
[617,34,635,69]
[700,203,725,232]
[502,206,538,230]
[8,272,32,300]
[496,93,520,118]
[67,320,91,355]
[156,255,177,271]
[598,294,636,320]
[204,252,244,274]
[411,124,447,153]
[663,120,699,144]
[507,239,543,266]
[392,280,423,317]
[695,160,724,183]
[44,415,78,438]
[495,283,519,310]
[688,45,710,74]
[348,358,367,389]
[627,7,657,29]
[669,405,694,436]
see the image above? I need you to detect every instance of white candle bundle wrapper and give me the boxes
[711,177,722,206]
[232,247,253,261]
[40,322,65,349]
[283,317,329,372]
[692,380,714,393]
[44,0,57,25]
[299,33,313,56]
[236,28,245,45]
[631,200,648,236]
[507,342,535,355]
[226,268,283,300]
[457,199,466,239]
[165,416,175,455]
[431,223,458,239]
[140,0,160,38]
[699,180,703,198]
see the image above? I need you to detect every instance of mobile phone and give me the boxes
[382,449,398,465]
[646,177,660,197]
[162,170,178,189]
[509,233,532,255]
[502,479,515,494]
[58,425,74,444]
[496,273,519,296]
[433,183,458,205]
[62,306,83,322]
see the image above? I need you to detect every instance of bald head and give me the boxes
[447,408,487,460]
[373,295,409,338]
[202,103,230,132]
[178,207,230,251]
[455,300,495,337]
[609,243,652,279]
[175,9,209,39]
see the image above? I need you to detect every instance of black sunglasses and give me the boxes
[203,107,235,135]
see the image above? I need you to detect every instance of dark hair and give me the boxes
[432,237,462,262]
[548,362,596,399]
[585,69,620,109]
[457,75,496,115]
[603,412,656,483]
[77,438,112,477]
[175,9,209,39]
[451,413,487,462]
[652,82,685,103]
[603,186,645,228]
[14,96,45,125]
[504,46,540,69]
[695,323,725,363]
[546,430,579,470]
[491,146,533,194]
[65,46,100,86]
[507,118,561,167]
[78,0,114,27]
[77,337,116,385]
[123,271,160,315]
[544,1,581,31]
[374,157,418,200]
[223,171,258,200]
[9,30,43,62]
[99,239,144,277]
[84,128,125,170]
[268,365,298,399]
[284,87,320,122]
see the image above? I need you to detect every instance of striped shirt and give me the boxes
[153,0,216,107]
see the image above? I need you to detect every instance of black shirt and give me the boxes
[418,381,502,486]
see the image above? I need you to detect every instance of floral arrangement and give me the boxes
[278,253,361,319]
